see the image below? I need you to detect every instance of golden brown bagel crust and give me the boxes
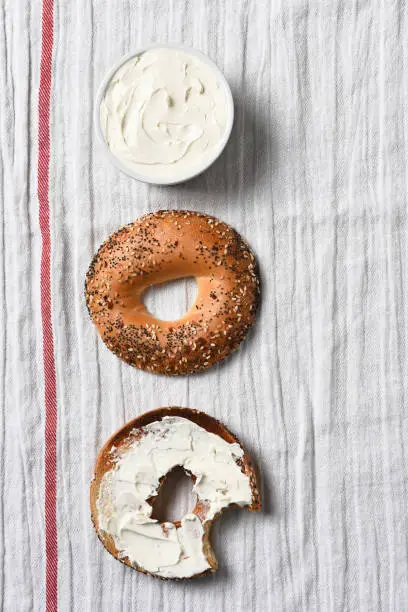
[90,407,261,580]
[85,210,260,375]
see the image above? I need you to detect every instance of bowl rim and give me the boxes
[94,43,235,186]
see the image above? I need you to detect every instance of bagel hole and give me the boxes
[142,277,198,321]
[153,467,196,523]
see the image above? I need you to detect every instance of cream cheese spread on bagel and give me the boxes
[95,415,253,578]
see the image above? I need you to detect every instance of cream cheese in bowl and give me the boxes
[96,46,234,184]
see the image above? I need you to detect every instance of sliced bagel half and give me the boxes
[90,407,261,579]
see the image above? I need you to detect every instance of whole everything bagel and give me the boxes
[90,407,261,579]
[85,210,260,375]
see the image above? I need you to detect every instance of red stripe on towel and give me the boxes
[38,1,57,610]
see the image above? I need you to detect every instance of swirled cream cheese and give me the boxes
[99,48,230,182]
[97,416,252,578]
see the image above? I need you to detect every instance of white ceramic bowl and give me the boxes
[94,44,234,186]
